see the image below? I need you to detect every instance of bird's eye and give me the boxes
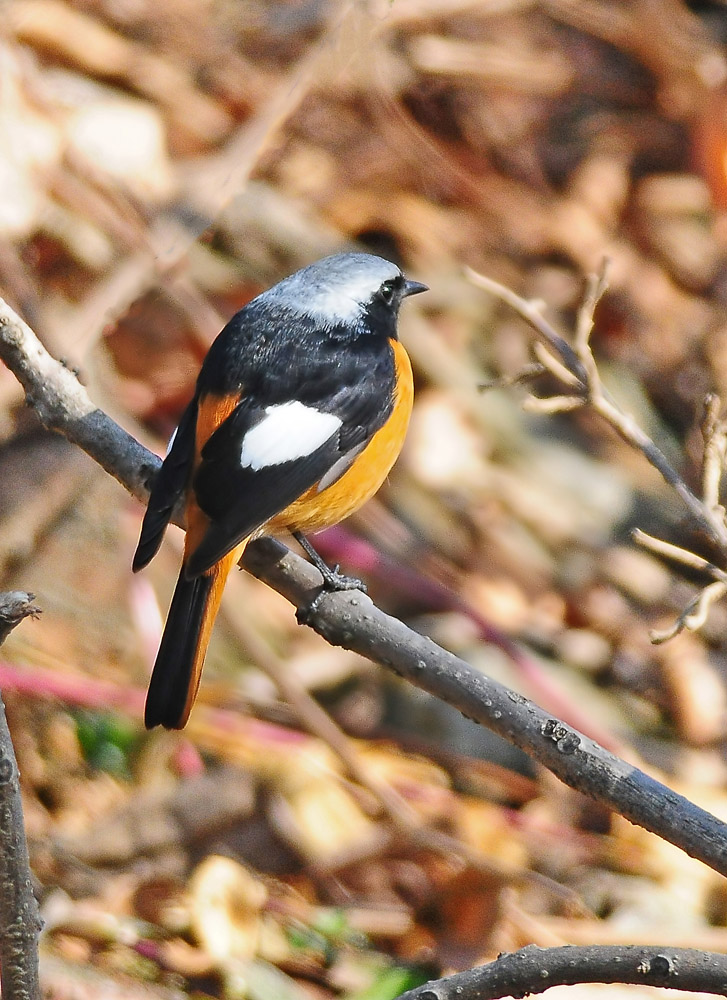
[379,279,397,304]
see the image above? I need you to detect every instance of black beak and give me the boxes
[403,279,428,298]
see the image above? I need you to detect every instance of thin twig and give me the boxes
[522,394,584,414]
[591,390,727,548]
[468,266,727,551]
[632,529,727,582]
[650,580,727,644]
[0,592,43,1000]
[574,261,609,364]
[701,393,727,516]
[532,340,582,387]
[466,267,590,384]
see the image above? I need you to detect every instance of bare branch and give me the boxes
[246,537,727,878]
[632,529,727,582]
[469,265,727,551]
[5,294,727,878]
[470,261,727,658]
[466,267,590,384]
[522,394,584,414]
[701,393,727,516]
[0,298,157,506]
[397,944,727,999]
[650,580,727,644]
[0,592,43,1000]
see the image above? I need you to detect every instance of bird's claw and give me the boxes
[296,567,367,624]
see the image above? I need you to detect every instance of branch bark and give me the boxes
[397,944,727,999]
[0,592,42,1000]
[3,294,727,880]
[245,538,727,876]
[0,299,155,505]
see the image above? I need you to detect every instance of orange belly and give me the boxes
[267,338,413,536]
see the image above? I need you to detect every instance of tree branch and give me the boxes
[397,944,727,999]
[470,262,727,655]
[468,265,727,551]
[0,592,42,1000]
[245,538,727,876]
[0,299,155,505]
[3,295,727,879]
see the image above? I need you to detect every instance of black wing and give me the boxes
[185,360,395,578]
[132,398,198,572]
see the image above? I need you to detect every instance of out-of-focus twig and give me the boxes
[470,261,727,643]
[632,529,727,582]
[701,393,727,516]
[649,580,727,644]
[470,262,727,550]
[0,592,42,1000]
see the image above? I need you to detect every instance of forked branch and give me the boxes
[469,262,727,640]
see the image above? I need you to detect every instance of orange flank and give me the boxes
[269,338,413,535]
[183,392,241,558]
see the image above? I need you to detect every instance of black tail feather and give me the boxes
[144,571,213,729]
[133,397,198,573]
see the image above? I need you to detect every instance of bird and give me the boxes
[133,252,428,729]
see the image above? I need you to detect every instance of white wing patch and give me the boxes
[165,426,177,455]
[240,401,341,471]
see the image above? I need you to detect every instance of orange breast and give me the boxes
[267,338,413,535]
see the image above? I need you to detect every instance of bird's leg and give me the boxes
[293,531,366,620]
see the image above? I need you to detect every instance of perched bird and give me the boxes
[133,252,427,729]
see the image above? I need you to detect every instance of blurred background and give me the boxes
[3,0,727,997]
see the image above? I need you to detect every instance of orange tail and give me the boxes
[144,540,247,729]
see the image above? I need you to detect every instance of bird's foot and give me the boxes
[296,569,367,624]
[293,531,367,623]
